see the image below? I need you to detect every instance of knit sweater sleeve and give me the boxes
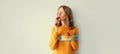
[70,27,79,51]
[49,27,58,50]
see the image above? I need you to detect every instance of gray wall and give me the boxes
[0,0,120,54]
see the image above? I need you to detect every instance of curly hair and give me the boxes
[57,5,75,29]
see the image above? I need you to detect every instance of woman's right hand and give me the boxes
[54,17,60,32]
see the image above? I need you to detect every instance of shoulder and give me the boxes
[72,26,79,35]
[73,26,78,31]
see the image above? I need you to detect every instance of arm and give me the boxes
[49,27,58,50]
[70,27,79,51]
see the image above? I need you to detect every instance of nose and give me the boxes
[57,13,61,17]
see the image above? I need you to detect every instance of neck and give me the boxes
[61,20,68,26]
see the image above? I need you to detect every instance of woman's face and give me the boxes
[57,7,67,21]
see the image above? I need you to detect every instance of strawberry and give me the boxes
[56,16,60,20]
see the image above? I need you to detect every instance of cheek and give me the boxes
[60,15,67,20]
[61,14,66,17]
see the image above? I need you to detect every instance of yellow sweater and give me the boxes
[49,25,79,54]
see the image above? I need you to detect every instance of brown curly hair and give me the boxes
[57,5,75,29]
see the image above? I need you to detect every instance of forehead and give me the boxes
[58,7,64,12]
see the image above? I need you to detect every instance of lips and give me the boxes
[56,16,60,20]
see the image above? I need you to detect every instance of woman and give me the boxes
[49,5,79,54]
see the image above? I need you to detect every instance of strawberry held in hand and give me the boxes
[55,16,61,26]
[56,16,60,20]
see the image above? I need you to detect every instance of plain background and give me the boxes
[0,0,120,54]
